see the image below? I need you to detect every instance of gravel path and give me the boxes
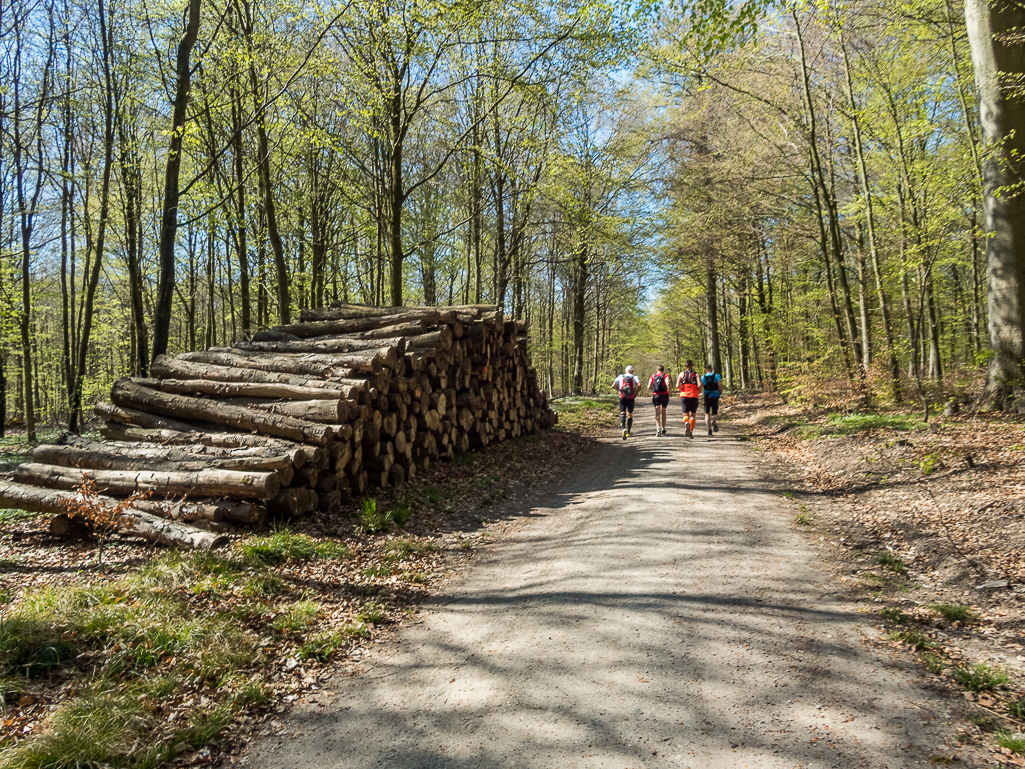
[246,425,981,768]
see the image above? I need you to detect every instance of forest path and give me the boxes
[246,420,977,769]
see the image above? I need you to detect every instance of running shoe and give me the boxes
[707,429,713,436]
[685,425,692,438]
[713,420,719,433]
[622,429,628,440]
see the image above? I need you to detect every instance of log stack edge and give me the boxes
[0,304,558,549]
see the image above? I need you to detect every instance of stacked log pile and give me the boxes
[0,304,557,548]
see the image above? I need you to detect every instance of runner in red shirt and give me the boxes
[648,365,671,436]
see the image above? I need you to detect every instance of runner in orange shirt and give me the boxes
[676,360,700,439]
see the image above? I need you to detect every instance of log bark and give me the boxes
[275,311,439,337]
[33,444,297,475]
[179,349,363,379]
[94,401,200,433]
[110,378,335,446]
[407,328,453,352]
[151,355,367,399]
[96,423,322,464]
[14,463,281,500]
[138,376,356,403]
[0,483,226,549]
[221,397,351,424]
[55,437,308,468]
[49,513,92,538]
[234,338,403,368]
[267,487,318,516]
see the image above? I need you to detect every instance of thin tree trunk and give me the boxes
[153,0,201,360]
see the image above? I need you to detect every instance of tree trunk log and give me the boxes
[14,462,281,500]
[151,355,368,399]
[94,401,200,433]
[137,376,357,404]
[0,483,226,549]
[96,423,322,464]
[110,378,336,446]
[220,397,351,424]
[55,437,309,468]
[276,311,440,337]
[179,349,363,379]
[33,444,297,475]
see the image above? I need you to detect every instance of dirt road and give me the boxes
[246,425,982,768]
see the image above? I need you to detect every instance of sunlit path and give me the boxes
[246,427,976,768]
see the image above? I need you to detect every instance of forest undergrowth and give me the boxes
[732,390,1025,765]
[0,426,598,768]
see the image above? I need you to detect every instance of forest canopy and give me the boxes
[1,0,1024,438]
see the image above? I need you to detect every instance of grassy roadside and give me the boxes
[0,427,597,767]
[734,393,1025,764]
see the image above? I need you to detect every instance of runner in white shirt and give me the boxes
[611,366,640,440]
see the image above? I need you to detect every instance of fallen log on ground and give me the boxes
[0,484,227,549]
[13,463,281,500]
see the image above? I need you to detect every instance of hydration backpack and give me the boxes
[619,375,637,398]
[652,373,668,394]
[680,370,699,397]
[702,373,719,393]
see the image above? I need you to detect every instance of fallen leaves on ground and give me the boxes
[731,392,1025,766]
[0,427,600,765]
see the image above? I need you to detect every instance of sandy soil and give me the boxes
[241,422,990,768]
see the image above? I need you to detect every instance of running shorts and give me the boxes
[652,393,670,408]
[704,395,720,415]
[619,397,636,413]
[682,397,699,413]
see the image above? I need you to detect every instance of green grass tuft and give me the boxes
[919,652,946,675]
[356,601,385,624]
[0,616,76,678]
[358,498,394,534]
[888,628,937,651]
[314,541,350,560]
[927,602,978,624]
[880,606,912,624]
[951,663,1009,692]
[452,451,475,466]
[272,601,319,633]
[299,631,345,661]
[390,502,411,527]
[826,412,925,434]
[383,538,436,563]
[996,731,1025,754]
[1008,698,1025,721]
[877,552,907,574]
[240,530,318,565]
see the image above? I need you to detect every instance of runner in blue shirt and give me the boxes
[701,364,722,437]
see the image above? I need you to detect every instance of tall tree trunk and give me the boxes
[965,0,1025,408]
[571,240,588,395]
[68,0,116,432]
[795,10,862,375]
[706,249,722,374]
[230,86,252,334]
[153,0,201,360]
[239,0,289,323]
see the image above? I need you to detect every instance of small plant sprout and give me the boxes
[62,474,150,570]
[919,652,946,675]
[358,498,394,534]
[951,663,1009,692]
[1008,698,1025,721]
[996,731,1025,754]
[880,606,912,625]
[927,602,978,625]
[877,552,907,574]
